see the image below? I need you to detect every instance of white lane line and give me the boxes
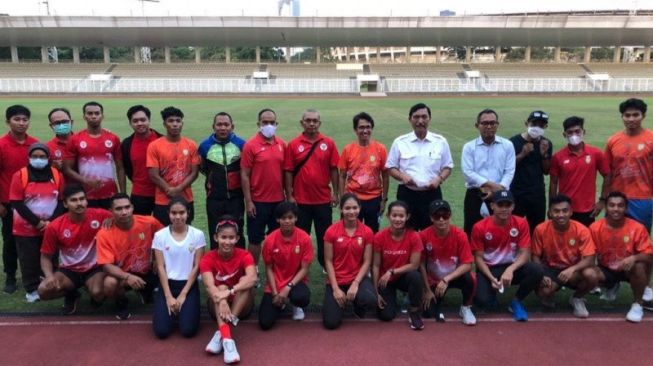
[0,316,649,327]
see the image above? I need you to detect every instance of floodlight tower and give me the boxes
[137,0,160,63]
[40,1,58,62]
[278,0,300,16]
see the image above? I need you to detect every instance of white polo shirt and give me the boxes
[385,131,454,190]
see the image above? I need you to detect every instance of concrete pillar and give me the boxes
[421,48,425,61]
[465,46,472,63]
[584,46,591,63]
[554,46,561,63]
[354,47,359,61]
[225,47,231,63]
[524,46,532,63]
[376,47,381,63]
[103,47,111,63]
[435,46,441,63]
[285,47,291,63]
[390,47,395,62]
[10,46,19,63]
[195,47,201,64]
[495,46,502,62]
[134,47,141,63]
[72,47,80,64]
[613,46,621,63]
[364,47,369,62]
[406,47,411,63]
[41,46,48,63]
[315,47,321,63]
[644,46,651,63]
[164,46,171,63]
[255,46,261,63]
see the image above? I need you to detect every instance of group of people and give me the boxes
[0,98,652,364]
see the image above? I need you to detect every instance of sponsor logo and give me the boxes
[425,243,432,251]
[336,237,344,243]
[298,145,305,153]
[55,150,62,158]
[63,229,71,238]
[357,237,363,246]
[294,245,301,254]
[485,232,493,241]
[278,145,283,152]
[585,155,591,164]
[139,233,145,241]
[563,159,570,164]
[624,236,630,243]
[569,238,576,246]
[370,155,376,162]
[638,143,645,151]
[183,149,189,156]
[215,270,238,282]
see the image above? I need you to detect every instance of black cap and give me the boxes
[527,110,549,124]
[492,190,514,204]
[429,199,451,215]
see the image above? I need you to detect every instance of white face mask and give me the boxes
[527,126,545,139]
[29,158,48,170]
[260,124,277,139]
[567,133,583,146]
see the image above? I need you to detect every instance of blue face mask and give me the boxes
[52,122,72,135]
[29,158,49,170]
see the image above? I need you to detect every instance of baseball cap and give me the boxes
[492,190,514,204]
[527,110,549,124]
[429,199,451,215]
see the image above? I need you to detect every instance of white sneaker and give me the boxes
[626,303,644,323]
[600,283,620,301]
[205,331,222,354]
[569,297,589,318]
[292,306,305,321]
[643,286,653,301]
[222,339,240,364]
[459,305,477,326]
[25,290,40,303]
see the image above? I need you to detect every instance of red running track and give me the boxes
[1,314,652,365]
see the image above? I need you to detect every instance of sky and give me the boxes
[0,0,651,17]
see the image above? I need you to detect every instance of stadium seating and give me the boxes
[0,62,110,77]
[110,63,257,78]
[267,63,360,78]
[369,63,464,78]
[585,63,653,77]
[471,63,587,78]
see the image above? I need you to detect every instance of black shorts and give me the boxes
[542,266,577,289]
[598,266,629,289]
[59,267,104,289]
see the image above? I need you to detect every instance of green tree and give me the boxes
[80,47,104,61]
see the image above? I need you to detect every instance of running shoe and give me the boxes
[115,297,131,320]
[408,311,424,330]
[569,296,589,319]
[626,303,644,323]
[3,277,17,294]
[25,290,40,303]
[223,339,241,364]
[292,306,305,321]
[205,331,222,354]
[62,291,81,315]
[508,299,528,322]
[600,283,620,301]
[459,305,477,325]
[641,300,653,311]
[643,286,653,302]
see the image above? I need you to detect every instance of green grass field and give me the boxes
[0,95,647,315]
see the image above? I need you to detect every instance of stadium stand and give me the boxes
[370,63,464,78]
[585,63,653,77]
[471,63,587,78]
[110,63,257,78]
[0,62,110,77]
[267,63,360,78]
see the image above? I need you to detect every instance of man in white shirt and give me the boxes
[461,109,516,237]
[386,103,454,230]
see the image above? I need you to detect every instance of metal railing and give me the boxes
[1,77,653,93]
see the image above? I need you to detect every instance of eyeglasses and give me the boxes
[51,120,71,125]
[432,212,451,220]
[478,121,498,127]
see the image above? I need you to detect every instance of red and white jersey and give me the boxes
[470,215,530,267]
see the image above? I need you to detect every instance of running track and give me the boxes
[1,314,652,365]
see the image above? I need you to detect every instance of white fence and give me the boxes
[1,77,653,93]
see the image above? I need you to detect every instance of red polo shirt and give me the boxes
[262,227,314,293]
[550,143,610,213]
[284,133,339,205]
[373,228,422,283]
[241,133,286,203]
[324,220,374,285]
[46,135,71,169]
[130,132,159,197]
[0,133,39,203]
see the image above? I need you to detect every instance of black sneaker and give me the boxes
[408,311,424,330]
[642,300,653,312]
[115,297,131,320]
[433,300,445,323]
[3,277,17,294]
[62,291,81,315]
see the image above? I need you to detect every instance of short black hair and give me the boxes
[408,103,431,119]
[607,191,628,206]
[6,105,31,121]
[476,109,498,124]
[82,101,103,114]
[549,194,572,207]
[127,105,151,121]
[48,107,71,122]
[258,108,276,121]
[387,200,411,215]
[619,98,647,116]
[161,106,184,120]
[274,201,299,219]
[352,112,374,129]
[168,196,190,212]
[562,116,584,131]
[110,193,131,208]
[213,112,233,124]
[63,184,86,201]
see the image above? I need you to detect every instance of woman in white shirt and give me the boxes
[152,197,205,339]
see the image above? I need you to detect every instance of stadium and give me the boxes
[1,1,653,365]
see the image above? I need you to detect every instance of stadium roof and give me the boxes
[1,15,653,47]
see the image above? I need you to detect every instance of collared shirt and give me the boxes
[461,135,515,189]
[385,131,454,190]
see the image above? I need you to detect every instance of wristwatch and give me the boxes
[286,281,295,289]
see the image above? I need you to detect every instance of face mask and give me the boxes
[52,122,72,135]
[29,158,48,170]
[567,133,583,146]
[527,126,545,139]
[260,124,277,139]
